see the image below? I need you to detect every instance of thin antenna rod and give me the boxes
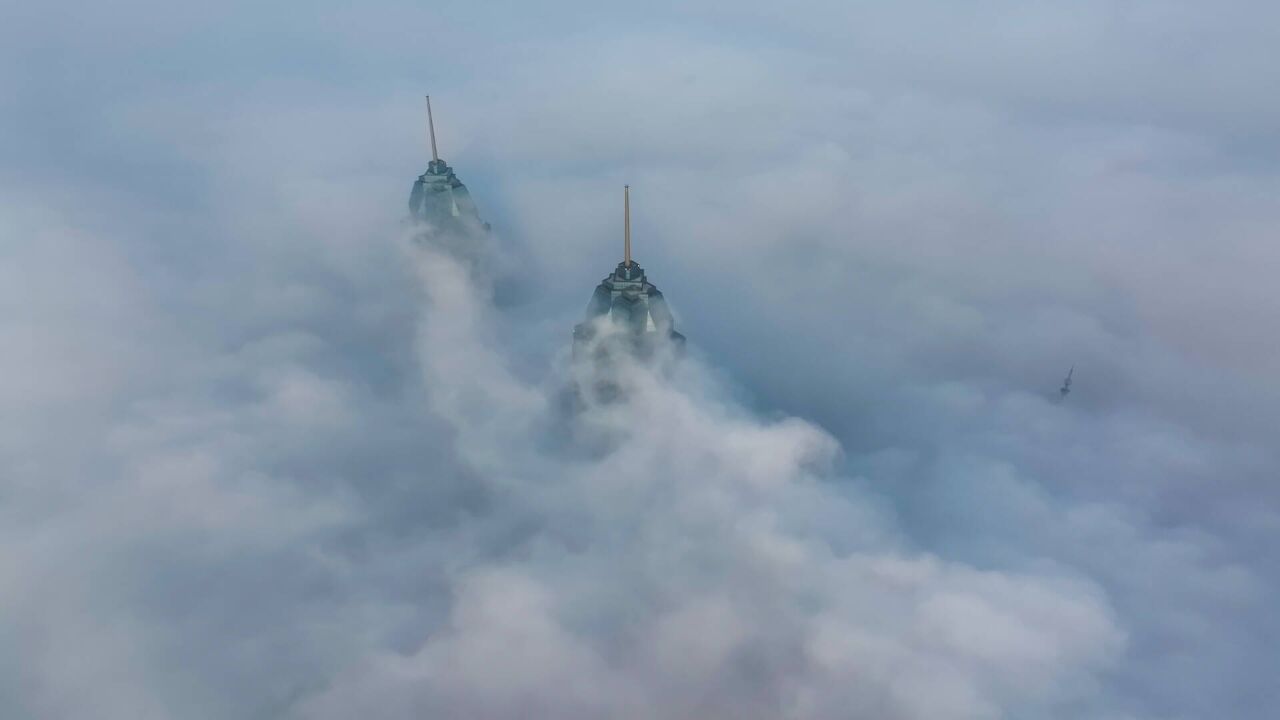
[624,185,632,267]
[426,95,439,162]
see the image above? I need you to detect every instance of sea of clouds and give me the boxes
[2,1,1278,718]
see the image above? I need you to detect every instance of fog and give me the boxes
[2,1,1277,718]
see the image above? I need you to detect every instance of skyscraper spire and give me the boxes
[624,184,632,267]
[572,185,684,367]
[426,95,439,162]
[409,96,487,232]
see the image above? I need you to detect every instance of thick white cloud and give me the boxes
[1,1,1277,717]
[287,245,1124,719]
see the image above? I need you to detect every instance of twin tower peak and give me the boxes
[408,98,683,350]
[572,184,685,355]
[408,95,486,232]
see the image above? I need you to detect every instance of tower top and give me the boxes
[624,185,632,267]
[426,95,439,162]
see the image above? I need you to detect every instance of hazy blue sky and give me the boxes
[2,2,1278,718]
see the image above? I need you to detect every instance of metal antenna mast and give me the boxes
[426,95,439,162]
[624,184,632,267]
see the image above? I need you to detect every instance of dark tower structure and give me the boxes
[408,96,487,235]
[573,185,685,362]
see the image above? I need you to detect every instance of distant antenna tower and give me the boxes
[1059,365,1074,399]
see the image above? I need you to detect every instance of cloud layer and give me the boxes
[2,2,1278,718]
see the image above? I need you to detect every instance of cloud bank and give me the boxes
[2,1,1278,718]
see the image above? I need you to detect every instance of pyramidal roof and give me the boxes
[408,96,487,233]
[573,185,685,355]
